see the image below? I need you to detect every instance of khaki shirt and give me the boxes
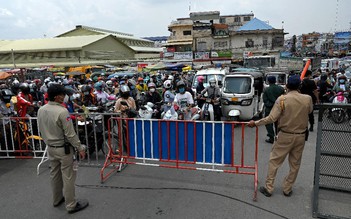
[255,90,313,133]
[38,101,83,151]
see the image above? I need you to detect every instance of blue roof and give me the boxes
[238,18,273,31]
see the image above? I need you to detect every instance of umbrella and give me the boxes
[0,72,12,80]
[143,62,167,71]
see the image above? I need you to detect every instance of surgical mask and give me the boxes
[179,87,185,93]
[210,83,215,88]
[150,88,155,93]
[63,95,69,103]
[130,85,135,90]
[339,79,345,84]
[69,96,74,101]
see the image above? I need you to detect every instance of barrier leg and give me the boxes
[37,146,49,175]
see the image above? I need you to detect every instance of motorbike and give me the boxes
[138,101,162,119]
[330,91,349,123]
[174,104,201,121]
[198,94,220,121]
[161,102,178,120]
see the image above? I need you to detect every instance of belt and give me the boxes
[280,130,306,135]
[48,145,64,148]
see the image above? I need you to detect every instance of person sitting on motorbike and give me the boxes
[114,85,137,118]
[162,80,175,103]
[332,75,350,95]
[144,82,162,118]
[173,80,194,117]
[62,87,83,121]
[94,81,113,105]
[196,76,206,108]
[200,78,221,121]
[16,83,34,117]
[29,83,44,103]
[105,80,114,95]
[127,79,139,101]
[136,77,148,92]
[81,84,95,106]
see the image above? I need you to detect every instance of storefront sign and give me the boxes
[194,52,210,60]
[174,52,192,60]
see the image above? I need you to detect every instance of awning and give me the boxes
[164,41,193,46]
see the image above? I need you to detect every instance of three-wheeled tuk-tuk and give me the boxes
[221,71,264,121]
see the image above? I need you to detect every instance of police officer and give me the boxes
[248,75,313,197]
[262,76,285,143]
[37,84,89,214]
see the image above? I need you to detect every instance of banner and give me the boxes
[173,52,193,60]
[194,52,210,60]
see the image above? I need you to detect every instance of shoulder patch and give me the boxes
[66,115,71,121]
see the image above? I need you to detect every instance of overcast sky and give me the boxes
[0,0,350,40]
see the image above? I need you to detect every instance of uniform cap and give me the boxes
[267,76,276,83]
[287,75,301,87]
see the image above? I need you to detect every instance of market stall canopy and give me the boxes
[107,71,136,79]
[164,63,187,71]
[143,62,167,71]
[0,72,12,80]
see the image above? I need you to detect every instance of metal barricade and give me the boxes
[312,104,351,219]
[0,117,45,159]
[100,117,259,201]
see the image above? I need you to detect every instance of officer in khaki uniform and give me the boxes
[248,75,313,197]
[38,84,89,214]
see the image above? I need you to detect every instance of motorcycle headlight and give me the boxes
[241,99,252,106]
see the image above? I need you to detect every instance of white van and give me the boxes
[191,68,227,93]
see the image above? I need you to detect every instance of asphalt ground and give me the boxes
[0,112,348,219]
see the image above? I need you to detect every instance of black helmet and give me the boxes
[81,85,92,94]
[176,80,185,88]
[29,83,37,92]
[19,83,30,94]
[1,89,14,103]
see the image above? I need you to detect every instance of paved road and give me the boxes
[0,117,320,219]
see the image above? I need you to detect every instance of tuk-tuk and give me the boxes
[221,71,264,121]
[264,71,289,89]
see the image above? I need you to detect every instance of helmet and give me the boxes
[81,85,92,93]
[12,79,20,85]
[44,77,51,84]
[197,76,205,83]
[85,78,93,84]
[120,85,130,93]
[106,80,113,87]
[163,80,172,89]
[138,77,144,82]
[209,78,216,87]
[29,83,37,92]
[19,83,30,94]
[0,84,8,89]
[94,82,103,91]
[1,89,14,103]
[176,80,185,88]
[128,79,136,86]
[168,75,174,81]
[33,79,41,86]
[148,82,156,88]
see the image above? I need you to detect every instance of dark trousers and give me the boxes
[264,107,277,139]
[308,112,314,127]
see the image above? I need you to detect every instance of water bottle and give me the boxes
[73,154,78,171]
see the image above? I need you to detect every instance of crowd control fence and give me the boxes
[312,104,351,219]
[100,117,259,201]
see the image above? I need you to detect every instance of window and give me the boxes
[224,77,252,94]
[183,30,192,36]
[214,41,228,48]
[220,17,226,24]
[244,16,251,21]
[245,39,254,48]
[263,37,268,48]
[197,42,207,51]
[234,17,241,22]
[172,31,176,36]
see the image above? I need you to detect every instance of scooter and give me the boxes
[161,102,178,120]
[174,104,201,121]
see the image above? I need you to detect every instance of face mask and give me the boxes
[130,85,135,90]
[179,87,185,93]
[210,83,215,88]
[339,79,345,84]
[69,96,74,101]
[63,95,69,103]
[150,88,155,93]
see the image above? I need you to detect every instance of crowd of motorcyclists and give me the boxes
[0,70,223,122]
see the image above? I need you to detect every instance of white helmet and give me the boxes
[168,75,174,81]
[163,80,172,89]
[106,80,113,87]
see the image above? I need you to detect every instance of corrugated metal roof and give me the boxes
[130,46,162,52]
[237,18,273,31]
[66,25,153,43]
[0,35,108,52]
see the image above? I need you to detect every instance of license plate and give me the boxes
[231,97,238,101]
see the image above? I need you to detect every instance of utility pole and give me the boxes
[11,49,16,68]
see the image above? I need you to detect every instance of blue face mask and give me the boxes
[179,87,185,93]
[130,85,135,90]
[339,79,345,83]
